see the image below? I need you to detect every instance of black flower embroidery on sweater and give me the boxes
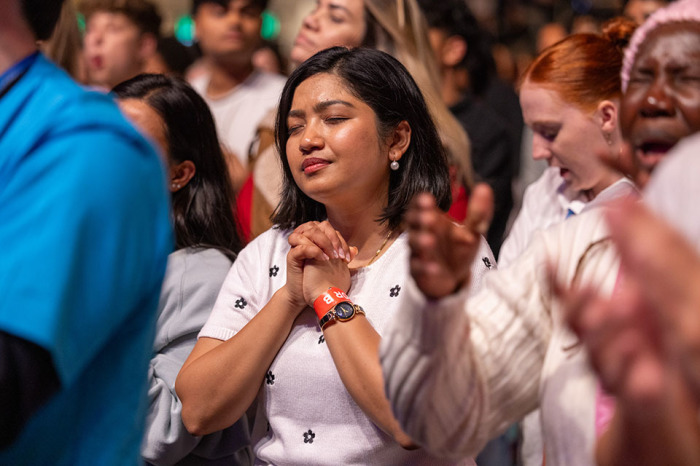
[318,335,325,344]
[482,257,493,269]
[234,297,247,309]
[265,371,275,385]
[389,285,401,297]
[303,429,315,444]
[269,265,279,277]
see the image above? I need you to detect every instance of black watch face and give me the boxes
[334,302,355,320]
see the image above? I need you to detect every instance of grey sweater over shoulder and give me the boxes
[142,247,252,466]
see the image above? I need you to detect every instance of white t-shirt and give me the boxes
[200,227,494,465]
[191,70,286,166]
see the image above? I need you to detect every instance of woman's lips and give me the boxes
[302,158,330,174]
[294,33,314,49]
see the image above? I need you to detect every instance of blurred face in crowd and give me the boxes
[624,0,667,25]
[290,0,366,65]
[118,98,169,161]
[521,81,620,197]
[84,12,155,89]
[621,22,700,173]
[194,0,263,61]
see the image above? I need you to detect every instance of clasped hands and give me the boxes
[286,221,357,313]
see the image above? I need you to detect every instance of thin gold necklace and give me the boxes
[366,230,393,267]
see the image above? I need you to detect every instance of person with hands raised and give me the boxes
[176,46,493,465]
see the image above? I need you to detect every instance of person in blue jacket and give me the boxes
[0,0,172,464]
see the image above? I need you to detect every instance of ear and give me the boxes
[441,35,468,68]
[169,160,196,192]
[388,120,411,164]
[138,33,158,61]
[595,99,618,135]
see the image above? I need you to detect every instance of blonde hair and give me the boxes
[363,0,474,188]
[41,0,84,80]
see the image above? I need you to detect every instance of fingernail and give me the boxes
[338,249,345,259]
[333,250,339,259]
[323,254,330,261]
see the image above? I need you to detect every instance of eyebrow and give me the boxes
[288,99,355,119]
[328,3,352,15]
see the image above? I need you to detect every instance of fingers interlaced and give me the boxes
[289,221,352,262]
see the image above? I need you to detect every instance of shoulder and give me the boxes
[246,71,286,96]
[12,58,159,173]
[253,70,287,87]
[3,56,167,216]
[188,73,209,95]
[167,248,233,283]
[162,248,233,303]
[235,227,291,266]
[542,207,610,258]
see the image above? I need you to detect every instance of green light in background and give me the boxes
[174,15,195,46]
[261,10,280,41]
[77,12,86,34]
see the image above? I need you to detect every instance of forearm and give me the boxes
[381,276,544,458]
[322,316,416,448]
[380,282,490,457]
[596,374,700,466]
[176,287,300,436]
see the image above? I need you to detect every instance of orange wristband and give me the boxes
[313,287,351,320]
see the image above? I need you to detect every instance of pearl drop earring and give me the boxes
[390,160,400,171]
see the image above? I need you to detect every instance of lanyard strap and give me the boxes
[0,52,39,101]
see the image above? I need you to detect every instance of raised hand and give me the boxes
[605,200,700,402]
[406,183,493,299]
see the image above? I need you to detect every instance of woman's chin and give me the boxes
[290,47,312,67]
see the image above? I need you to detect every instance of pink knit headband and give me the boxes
[621,0,700,92]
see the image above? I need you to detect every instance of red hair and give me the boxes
[521,17,636,113]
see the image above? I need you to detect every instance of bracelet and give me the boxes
[313,287,350,320]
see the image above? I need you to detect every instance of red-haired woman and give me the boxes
[499,19,639,268]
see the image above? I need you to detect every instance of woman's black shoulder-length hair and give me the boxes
[272,46,451,231]
[112,73,243,259]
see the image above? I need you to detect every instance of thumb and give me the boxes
[465,183,494,236]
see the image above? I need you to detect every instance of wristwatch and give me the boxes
[319,302,366,330]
